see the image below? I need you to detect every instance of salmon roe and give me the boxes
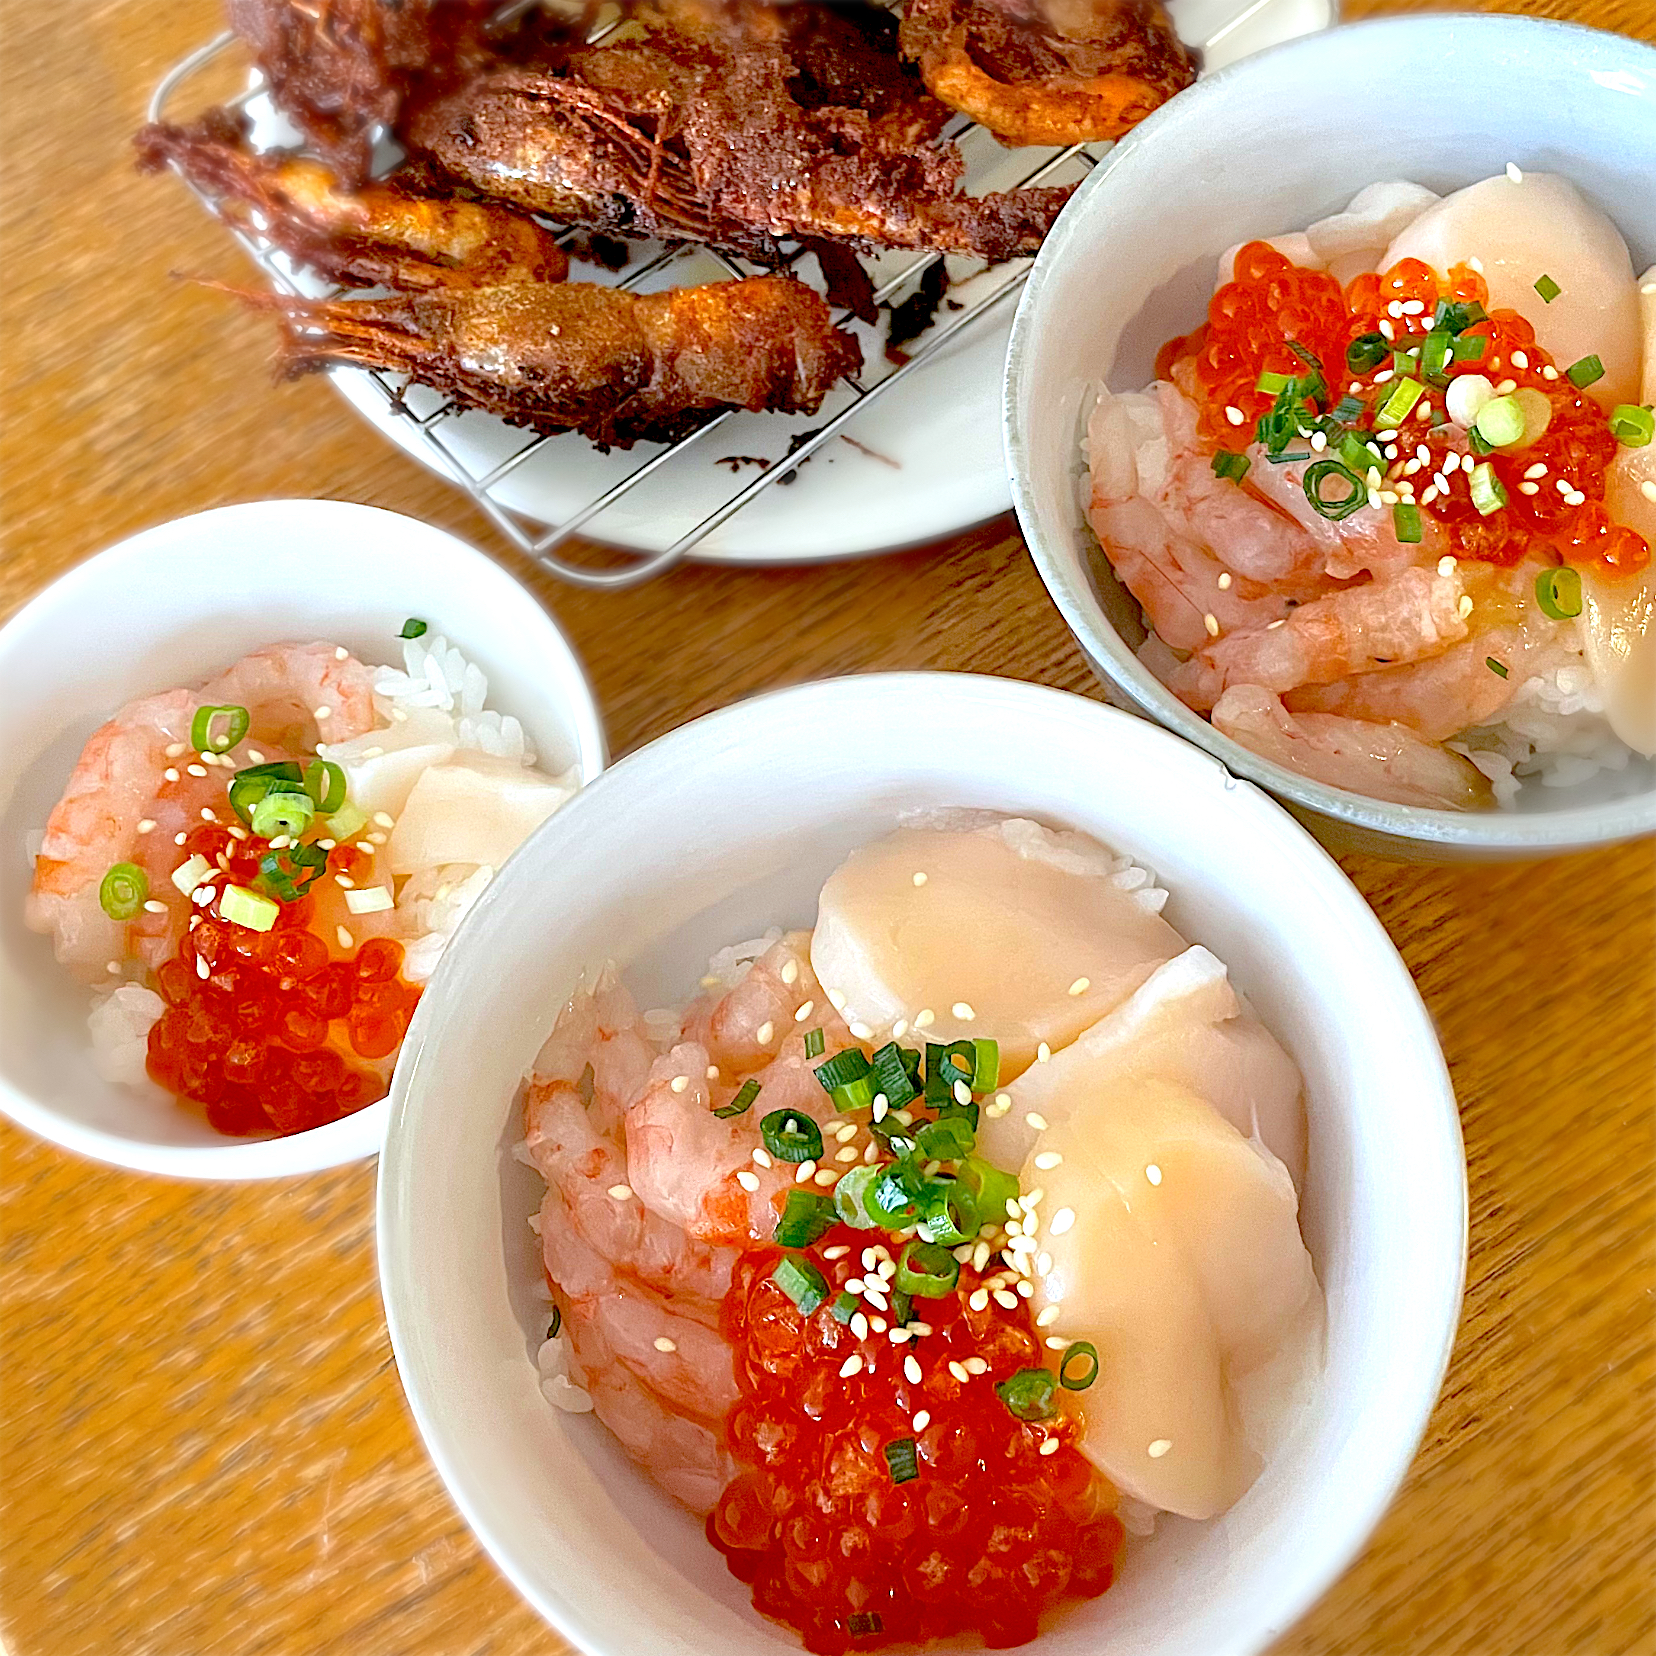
[1172,242,1650,578]
[711,1240,1123,1653]
[145,823,420,1136]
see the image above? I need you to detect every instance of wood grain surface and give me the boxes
[1,2,1653,1653]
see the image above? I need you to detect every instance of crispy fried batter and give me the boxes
[251,274,862,446]
[899,0,1197,147]
[407,0,1072,262]
[135,109,569,289]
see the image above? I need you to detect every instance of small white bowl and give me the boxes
[0,499,605,1179]
[378,672,1466,1656]
[1006,15,1656,859]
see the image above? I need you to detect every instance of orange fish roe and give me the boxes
[711,1240,1123,1653]
[145,822,419,1136]
[1173,241,1650,579]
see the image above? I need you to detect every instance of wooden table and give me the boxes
[2,1,1652,1652]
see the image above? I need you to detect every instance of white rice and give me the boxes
[703,927,786,990]
[372,631,538,767]
[86,985,166,1085]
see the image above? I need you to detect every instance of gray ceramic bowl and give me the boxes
[1005,14,1656,859]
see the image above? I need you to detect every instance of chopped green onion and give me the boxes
[1059,1342,1100,1391]
[833,1164,883,1229]
[771,1254,827,1316]
[995,1368,1058,1422]
[1287,339,1323,372]
[1393,503,1423,544]
[774,1189,837,1248]
[220,883,280,933]
[1374,376,1426,429]
[1256,369,1293,395]
[958,1157,1019,1225]
[255,841,328,902]
[99,862,148,920]
[1534,274,1562,304]
[829,1290,860,1325]
[227,759,305,823]
[882,1438,920,1485]
[761,1109,823,1164]
[890,1287,913,1326]
[1486,657,1509,679]
[1265,450,1312,465]
[546,1304,562,1339]
[969,1039,999,1092]
[1452,332,1489,364]
[1474,395,1526,448]
[250,789,316,840]
[802,1027,825,1059]
[1336,431,1381,477]
[915,1180,978,1247]
[1211,449,1250,483]
[847,1612,884,1637]
[1420,330,1454,383]
[1468,424,1494,457]
[1609,404,1655,447]
[190,704,249,753]
[815,1048,873,1092]
[924,1041,975,1105]
[1392,350,1419,377]
[895,1239,959,1298]
[399,618,428,639]
[829,1075,876,1114]
[1534,565,1583,620]
[868,1160,926,1227]
[1254,407,1298,454]
[914,1115,976,1162]
[1328,395,1365,424]
[712,1075,760,1118]
[303,759,347,814]
[869,1042,917,1107]
[324,800,369,842]
[1469,461,1508,517]
[1346,332,1389,374]
[1303,459,1368,521]
[1433,299,1486,335]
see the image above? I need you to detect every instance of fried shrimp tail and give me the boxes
[245,275,862,447]
[134,110,569,290]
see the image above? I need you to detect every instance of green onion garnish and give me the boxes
[1336,431,1381,477]
[1468,425,1494,457]
[771,1254,828,1316]
[1059,1342,1100,1391]
[399,618,428,639]
[324,800,369,842]
[895,1240,959,1298]
[1303,459,1368,521]
[227,759,305,824]
[829,1075,876,1114]
[250,789,315,840]
[882,1438,920,1485]
[1433,299,1486,335]
[829,1290,860,1325]
[1566,354,1606,389]
[546,1304,562,1339]
[833,1164,883,1229]
[995,1368,1058,1422]
[303,759,347,814]
[1329,395,1365,424]
[1346,333,1389,374]
[802,1027,825,1059]
[712,1079,758,1119]
[915,1181,979,1247]
[1486,657,1509,678]
[1393,503,1423,544]
[190,704,249,754]
[1469,461,1508,517]
[868,1161,925,1227]
[1211,449,1250,484]
[923,1041,976,1106]
[1374,376,1426,429]
[774,1188,837,1248]
[1392,350,1419,378]
[1609,404,1655,447]
[1474,395,1526,448]
[1534,274,1561,304]
[1452,333,1489,364]
[760,1109,823,1164]
[915,1115,975,1162]
[1256,369,1293,395]
[958,1156,1019,1226]
[815,1047,872,1092]
[969,1038,999,1093]
[255,841,328,902]
[847,1612,884,1637]
[220,883,280,933]
[1420,330,1454,383]
[1287,339,1324,372]
[99,861,148,921]
[869,1042,917,1107]
[1534,565,1583,620]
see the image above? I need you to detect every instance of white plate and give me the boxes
[318,0,1335,564]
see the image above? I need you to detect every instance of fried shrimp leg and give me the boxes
[135,111,569,290]
[899,0,1198,147]
[251,275,862,446]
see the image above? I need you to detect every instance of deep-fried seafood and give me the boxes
[407,0,1072,261]
[135,110,568,290]
[228,0,504,184]
[253,274,862,446]
[900,0,1198,147]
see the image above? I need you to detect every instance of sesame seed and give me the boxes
[1036,1043,1051,1064]
[1494,378,1517,398]
[795,1160,817,1184]
[670,1075,689,1093]
[174,832,187,845]
[891,1019,908,1039]
[195,956,209,979]
[1148,1439,1173,1458]
[840,1355,864,1378]
[736,1170,760,1192]
[1201,611,1221,640]
[1379,490,1399,506]
[336,874,356,890]
[1505,161,1523,183]
[336,925,353,949]
[185,764,207,779]
[1036,1303,1061,1327]
[355,842,374,854]
[827,988,846,1010]
[142,899,166,913]
[845,1277,866,1295]
[654,1337,677,1353]
[707,1064,720,1079]
[962,1357,988,1376]
[889,1326,911,1345]
[912,1322,933,1338]
[952,1080,971,1106]
[986,1094,1011,1118]
[1050,1208,1076,1236]
[1146,1164,1163,1186]
[1519,482,1540,495]
[972,1240,992,1271]
[872,1098,889,1123]
[1401,299,1426,316]
[1437,556,1456,577]
[903,1354,923,1384]
[863,1141,879,1162]
[1458,596,1474,620]
[948,1361,970,1383]
[1524,462,1548,480]
[794,999,814,1022]
[835,1146,858,1164]
[371,811,395,830]
[313,705,331,721]
[913,1008,935,1029]
[104,960,120,976]
[1045,1337,1070,1351]
[1387,301,1404,319]
[823,1244,849,1260]
[1565,490,1586,508]
[1642,481,1656,505]
[163,768,180,783]
[367,831,387,846]
[165,743,185,758]
[781,959,799,985]
[969,1288,990,1311]
[1025,1112,1048,1132]
[1421,488,1439,506]
[1034,1151,1063,1171]
[863,1288,889,1312]
[852,1313,870,1338]
[850,1022,873,1040]
[993,1290,1019,1311]
[756,1021,774,1045]
[1039,1438,1061,1457]
[1512,351,1529,370]
[1036,1252,1053,1277]
[911,871,928,887]
[913,1410,931,1431]
[814,1168,838,1187]
[1225,406,1245,426]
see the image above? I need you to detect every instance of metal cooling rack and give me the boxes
[144,7,1239,587]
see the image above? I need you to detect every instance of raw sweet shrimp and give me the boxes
[27,642,377,982]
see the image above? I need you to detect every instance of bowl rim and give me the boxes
[0,497,607,1180]
[1004,11,1656,854]
[376,669,1468,1656]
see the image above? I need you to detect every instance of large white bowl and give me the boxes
[1006,15,1656,860]
[0,500,605,1179]
[378,672,1466,1656]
